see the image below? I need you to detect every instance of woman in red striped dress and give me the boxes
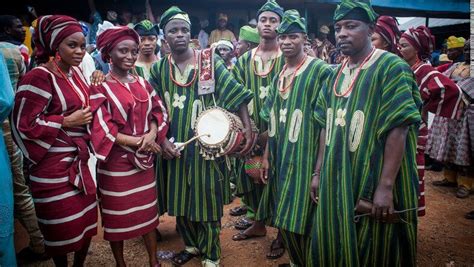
[12,15,97,266]
[90,27,168,267]
[398,26,463,216]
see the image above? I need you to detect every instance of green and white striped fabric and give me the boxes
[257,57,333,235]
[149,53,253,222]
[311,49,421,266]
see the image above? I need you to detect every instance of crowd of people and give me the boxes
[0,0,472,266]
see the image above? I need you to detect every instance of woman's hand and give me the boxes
[90,70,106,86]
[138,131,161,154]
[63,107,92,127]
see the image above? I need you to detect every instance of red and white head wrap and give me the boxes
[374,16,401,54]
[34,15,83,63]
[401,25,435,61]
[96,26,140,61]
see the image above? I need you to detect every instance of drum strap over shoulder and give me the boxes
[198,48,216,96]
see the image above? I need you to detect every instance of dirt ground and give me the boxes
[15,170,474,266]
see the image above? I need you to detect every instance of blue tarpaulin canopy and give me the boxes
[311,0,469,18]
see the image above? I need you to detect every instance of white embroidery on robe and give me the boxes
[191,100,203,129]
[269,108,276,137]
[326,108,334,145]
[172,93,186,109]
[259,86,270,99]
[335,108,347,127]
[247,99,254,116]
[288,109,303,143]
[349,110,365,152]
[279,108,288,123]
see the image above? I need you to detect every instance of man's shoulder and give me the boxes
[0,42,22,57]
[373,50,411,72]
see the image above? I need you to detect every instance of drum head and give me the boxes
[196,109,231,145]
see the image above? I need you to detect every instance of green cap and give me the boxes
[160,6,191,30]
[276,10,307,34]
[333,0,378,23]
[134,20,159,36]
[257,0,284,19]
[239,25,260,44]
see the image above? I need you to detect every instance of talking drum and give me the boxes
[194,107,257,160]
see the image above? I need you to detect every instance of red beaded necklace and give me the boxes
[251,45,279,77]
[109,72,149,103]
[53,60,90,107]
[332,48,375,98]
[411,59,423,72]
[278,55,308,94]
[168,49,198,87]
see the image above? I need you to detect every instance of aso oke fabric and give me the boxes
[427,63,473,166]
[276,10,307,34]
[232,47,284,209]
[412,62,463,216]
[401,26,435,60]
[34,15,83,63]
[239,26,260,44]
[12,66,97,256]
[96,27,140,61]
[259,57,332,266]
[257,0,284,19]
[90,76,168,241]
[160,6,190,30]
[149,52,253,222]
[258,57,332,234]
[134,19,159,36]
[375,16,401,54]
[311,49,421,267]
[333,0,378,22]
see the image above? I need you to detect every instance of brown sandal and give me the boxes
[266,238,285,259]
[232,231,266,241]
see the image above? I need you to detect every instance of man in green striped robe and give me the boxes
[258,10,333,266]
[310,1,421,266]
[230,1,286,257]
[148,6,253,267]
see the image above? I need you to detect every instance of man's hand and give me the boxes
[161,138,181,160]
[310,173,320,204]
[371,183,394,222]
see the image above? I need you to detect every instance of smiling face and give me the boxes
[257,11,280,40]
[164,19,191,54]
[278,32,306,58]
[334,19,373,56]
[109,39,139,72]
[57,32,86,66]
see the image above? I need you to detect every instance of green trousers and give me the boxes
[176,216,221,265]
[280,229,312,267]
